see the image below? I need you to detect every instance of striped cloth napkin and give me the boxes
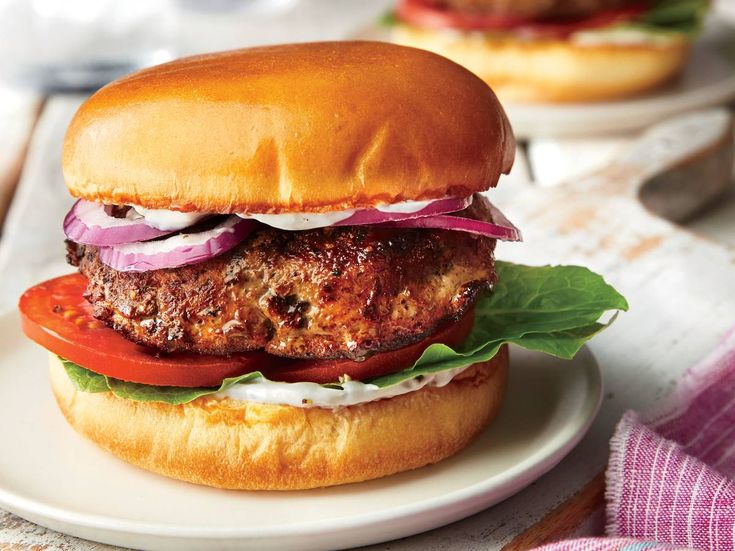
[536,328,735,551]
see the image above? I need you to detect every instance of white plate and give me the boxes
[0,311,601,551]
[356,20,735,139]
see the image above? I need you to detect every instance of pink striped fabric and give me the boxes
[534,538,687,551]
[536,327,735,551]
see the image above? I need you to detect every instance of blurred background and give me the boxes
[0,0,394,91]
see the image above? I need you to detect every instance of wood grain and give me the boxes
[503,473,606,550]
[0,508,120,550]
[0,93,44,230]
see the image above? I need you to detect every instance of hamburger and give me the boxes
[388,0,709,102]
[18,42,626,490]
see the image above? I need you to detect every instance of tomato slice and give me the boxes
[396,0,649,37]
[19,273,289,387]
[258,310,474,384]
[19,273,474,388]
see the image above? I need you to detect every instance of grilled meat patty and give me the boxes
[428,0,630,19]
[68,196,497,360]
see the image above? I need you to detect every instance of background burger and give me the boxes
[388,0,709,102]
[19,41,626,490]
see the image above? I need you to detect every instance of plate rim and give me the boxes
[0,311,602,542]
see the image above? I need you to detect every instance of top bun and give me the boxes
[62,41,515,214]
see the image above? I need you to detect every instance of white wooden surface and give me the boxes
[0,87,41,228]
[0,89,40,182]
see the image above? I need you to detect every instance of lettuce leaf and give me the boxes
[625,0,709,36]
[379,11,398,27]
[60,358,266,405]
[62,360,110,393]
[60,262,628,404]
[367,262,627,387]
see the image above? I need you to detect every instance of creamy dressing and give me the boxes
[571,27,682,46]
[113,216,240,254]
[122,197,449,233]
[375,198,437,213]
[215,364,471,409]
[130,205,211,231]
[238,210,355,231]
[236,197,449,231]
[439,25,681,47]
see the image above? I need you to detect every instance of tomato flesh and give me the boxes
[396,0,649,37]
[19,273,474,388]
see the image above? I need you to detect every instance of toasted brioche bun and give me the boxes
[49,347,508,490]
[392,24,690,103]
[62,41,515,214]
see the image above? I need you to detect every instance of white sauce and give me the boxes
[236,197,448,231]
[113,216,239,254]
[121,197,449,233]
[571,27,682,46]
[375,198,436,213]
[438,25,680,47]
[215,364,470,409]
[239,210,355,231]
[130,205,210,231]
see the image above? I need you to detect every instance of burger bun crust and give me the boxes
[62,42,515,214]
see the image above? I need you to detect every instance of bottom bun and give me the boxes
[392,24,689,103]
[49,347,508,490]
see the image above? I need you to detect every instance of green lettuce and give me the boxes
[61,359,267,405]
[379,11,398,27]
[60,262,628,404]
[625,0,709,36]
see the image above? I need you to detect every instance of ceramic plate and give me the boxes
[0,310,601,550]
[356,20,735,138]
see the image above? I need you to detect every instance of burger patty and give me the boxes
[68,197,497,360]
[428,0,630,19]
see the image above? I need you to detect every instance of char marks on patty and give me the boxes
[68,196,497,360]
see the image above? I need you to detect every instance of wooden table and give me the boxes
[0,88,42,233]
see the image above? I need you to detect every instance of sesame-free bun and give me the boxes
[62,42,515,214]
[392,24,689,103]
[49,347,508,490]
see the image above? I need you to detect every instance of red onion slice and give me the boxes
[335,195,473,226]
[63,200,175,246]
[382,198,522,241]
[385,215,522,241]
[98,217,257,272]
